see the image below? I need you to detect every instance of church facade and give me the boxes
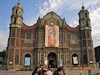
[7,2,95,70]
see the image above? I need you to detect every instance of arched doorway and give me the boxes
[48,52,57,68]
[24,54,31,66]
[72,54,78,65]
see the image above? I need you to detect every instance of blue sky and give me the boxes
[0,0,100,51]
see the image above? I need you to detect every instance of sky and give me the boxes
[0,0,100,51]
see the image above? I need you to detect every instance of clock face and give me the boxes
[50,21,54,25]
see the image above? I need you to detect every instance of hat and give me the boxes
[57,67,63,72]
[40,64,43,66]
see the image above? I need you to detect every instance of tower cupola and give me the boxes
[78,5,90,27]
[10,1,23,27]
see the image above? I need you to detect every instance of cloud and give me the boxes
[24,16,38,26]
[38,0,100,15]
[39,0,66,16]
[24,0,67,25]
[0,31,8,51]
[24,0,100,25]
[25,0,100,25]
[89,3,100,36]
[65,0,100,10]
[88,3,100,47]
[43,1,48,7]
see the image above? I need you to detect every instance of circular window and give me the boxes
[50,21,54,25]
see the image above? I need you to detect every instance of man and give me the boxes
[39,65,44,75]
[53,67,63,75]
[32,67,40,75]
[43,70,47,75]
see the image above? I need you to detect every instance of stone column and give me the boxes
[64,51,66,65]
[40,51,41,64]
[65,51,67,64]
[57,51,60,66]
[38,51,39,65]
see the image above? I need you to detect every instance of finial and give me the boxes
[82,2,84,6]
[17,0,20,5]
[82,2,85,10]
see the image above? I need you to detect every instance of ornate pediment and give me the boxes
[36,11,66,28]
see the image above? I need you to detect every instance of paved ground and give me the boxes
[0,69,100,75]
[0,70,33,75]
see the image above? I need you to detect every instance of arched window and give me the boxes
[83,55,88,64]
[24,54,31,66]
[85,13,87,17]
[14,18,17,24]
[72,54,78,65]
[16,9,17,14]
[86,21,89,26]
[18,9,21,15]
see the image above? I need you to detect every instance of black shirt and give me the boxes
[53,71,60,75]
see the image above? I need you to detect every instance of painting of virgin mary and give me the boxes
[45,25,59,47]
[48,26,56,47]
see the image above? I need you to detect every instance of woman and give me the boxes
[32,67,40,75]
[47,68,52,75]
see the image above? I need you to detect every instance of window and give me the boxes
[18,9,21,15]
[70,34,76,44]
[86,21,89,26]
[82,30,86,39]
[83,40,86,47]
[87,31,90,38]
[24,54,31,66]
[16,10,17,14]
[14,18,17,24]
[15,55,19,65]
[27,33,31,39]
[83,55,88,64]
[72,54,78,65]
[88,40,91,47]
[26,33,31,43]
[85,13,87,17]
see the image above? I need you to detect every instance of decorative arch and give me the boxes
[48,52,57,68]
[23,53,32,66]
[46,18,58,25]
[72,53,79,65]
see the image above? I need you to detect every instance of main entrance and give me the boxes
[48,52,57,68]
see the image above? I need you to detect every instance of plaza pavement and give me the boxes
[0,69,100,75]
[0,70,33,75]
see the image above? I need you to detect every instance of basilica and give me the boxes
[7,2,95,70]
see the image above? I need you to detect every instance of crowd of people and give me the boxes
[32,65,65,75]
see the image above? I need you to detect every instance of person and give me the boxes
[32,67,40,75]
[47,68,52,75]
[39,65,44,75]
[53,67,63,75]
[61,66,66,75]
[43,70,47,75]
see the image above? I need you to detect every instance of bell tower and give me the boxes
[7,1,23,70]
[78,5,95,67]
